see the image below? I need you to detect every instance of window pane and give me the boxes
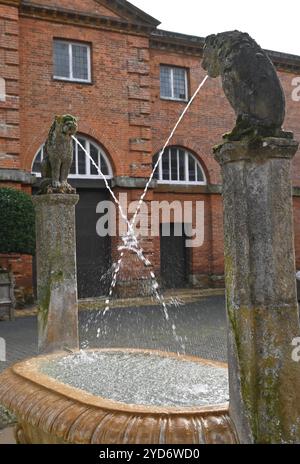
[100,154,109,176]
[53,41,70,78]
[77,138,86,174]
[188,155,196,181]
[171,148,178,181]
[152,149,205,184]
[160,66,172,98]
[173,67,186,100]
[178,149,185,181]
[90,143,99,175]
[72,44,89,81]
[32,149,42,173]
[162,151,170,180]
[152,153,159,180]
[197,164,204,182]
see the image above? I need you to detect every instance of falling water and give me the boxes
[73,137,176,344]
[105,75,209,310]
[72,74,209,351]
[132,75,209,227]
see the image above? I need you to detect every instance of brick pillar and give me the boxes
[127,37,152,180]
[0,1,20,171]
[112,36,155,297]
[210,193,225,286]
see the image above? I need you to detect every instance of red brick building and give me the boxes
[0,0,300,302]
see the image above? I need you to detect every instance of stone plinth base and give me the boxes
[33,194,79,354]
[189,274,225,289]
[115,278,153,298]
[215,137,300,443]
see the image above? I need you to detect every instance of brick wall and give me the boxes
[0,1,300,298]
[19,18,151,179]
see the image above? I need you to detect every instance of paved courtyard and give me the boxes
[0,295,227,439]
[0,295,227,374]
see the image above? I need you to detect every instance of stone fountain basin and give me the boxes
[0,349,238,444]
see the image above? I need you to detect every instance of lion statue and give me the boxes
[202,31,292,141]
[39,114,78,194]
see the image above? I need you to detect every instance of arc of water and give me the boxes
[72,136,134,235]
[106,75,209,306]
[72,137,164,310]
[73,137,175,343]
[73,74,208,351]
[131,75,209,228]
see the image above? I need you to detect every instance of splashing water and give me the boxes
[73,136,178,346]
[40,350,229,407]
[73,138,168,326]
[103,75,209,312]
[72,74,209,351]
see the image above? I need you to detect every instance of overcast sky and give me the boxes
[130,0,300,56]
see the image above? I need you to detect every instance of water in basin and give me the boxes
[40,350,229,408]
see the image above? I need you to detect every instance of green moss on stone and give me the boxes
[38,270,64,330]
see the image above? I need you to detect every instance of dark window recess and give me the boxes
[76,189,111,298]
[160,223,188,289]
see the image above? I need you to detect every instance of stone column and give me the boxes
[33,194,79,354]
[215,137,300,444]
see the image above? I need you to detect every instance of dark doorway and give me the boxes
[76,189,111,299]
[160,223,188,289]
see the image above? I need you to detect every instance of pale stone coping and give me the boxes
[3,168,300,196]
[112,176,157,189]
[214,137,299,165]
[32,194,79,206]
[0,169,36,185]
[12,348,229,415]
[12,288,225,318]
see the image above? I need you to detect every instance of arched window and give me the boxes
[31,135,113,179]
[153,147,206,185]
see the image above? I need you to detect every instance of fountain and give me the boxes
[0,30,300,444]
[0,350,235,444]
[0,100,236,444]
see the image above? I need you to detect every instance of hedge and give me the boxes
[0,188,35,255]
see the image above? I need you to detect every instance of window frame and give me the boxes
[160,65,189,102]
[31,136,113,180]
[53,39,92,84]
[153,147,206,186]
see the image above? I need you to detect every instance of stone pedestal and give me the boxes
[215,137,300,443]
[33,195,79,354]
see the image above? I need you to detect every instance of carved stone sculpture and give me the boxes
[208,30,300,443]
[202,31,292,141]
[39,115,78,194]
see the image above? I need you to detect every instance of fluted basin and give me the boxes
[0,349,238,444]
